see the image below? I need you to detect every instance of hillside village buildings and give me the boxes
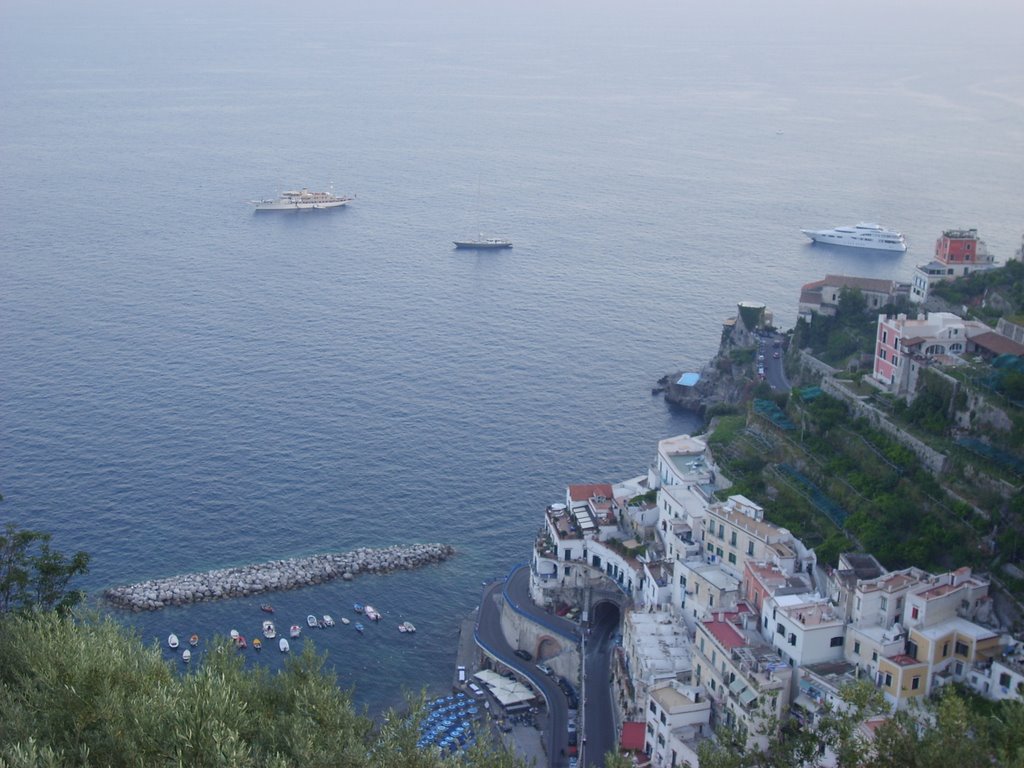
[528,431,1023,767]
[910,228,996,304]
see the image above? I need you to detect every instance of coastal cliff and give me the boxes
[655,304,768,418]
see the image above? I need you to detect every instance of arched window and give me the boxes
[925,344,945,355]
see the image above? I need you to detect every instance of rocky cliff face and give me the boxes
[655,322,760,416]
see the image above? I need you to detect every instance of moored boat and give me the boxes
[279,638,290,653]
[229,629,240,641]
[182,649,191,663]
[290,625,301,639]
[323,614,335,627]
[307,614,318,628]
[341,617,351,625]
[262,620,276,639]
[364,605,381,622]
[353,603,364,614]
[354,623,364,633]
[236,635,247,650]
[189,633,199,647]
[252,187,353,212]
[453,236,512,250]
[800,222,906,251]
[253,638,262,651]
[260,603,274,614]
[168,633,179,649]
[400,621,416,633]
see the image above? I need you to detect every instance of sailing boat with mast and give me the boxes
[454,177,512,249]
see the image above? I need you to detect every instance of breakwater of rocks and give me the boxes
[103,543,456,612]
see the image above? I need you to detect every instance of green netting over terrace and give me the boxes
[954,437,1024,477]
[753,399,795,430]
[776,463,849,527]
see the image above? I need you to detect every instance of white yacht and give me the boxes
[800,222,906,252]
[253,187,353,211]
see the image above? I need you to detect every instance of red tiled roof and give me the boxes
[970,331,1024,356]
[568,483,613,502]
[620,722,646,751]
[889,654,924,667]
[705,619,746,650]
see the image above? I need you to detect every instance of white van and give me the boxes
[468,682,484,697]
[457,666,467,683]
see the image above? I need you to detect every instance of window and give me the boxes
[707,543,714,552]
[747,541,754,556]
[718,524,725,539]
[649,701,657,714]
[854,641,861,655]
[729,531,737,546]
[647,723,654,735]
[912,676,920,690]
[564,566,571,576]
[884,673,893,687]
[728,553,737,565]
[999,673,1011,688]
[716,547,723,558]
[907,641,918,660]
[942,642,949,657]
[872,651,878,662]
[788,633,796,646]
[880,596,888,612]
[955,641,969,656]
[660,712,667,725]
[830,636,844,647]
[709,595,714,608]
[777,623,785,636]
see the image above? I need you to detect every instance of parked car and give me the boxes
[537,662,553,676]
[468,682,484,697]
[514,649,532,661]
[457,665,466,683]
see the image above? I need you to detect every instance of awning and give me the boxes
[728,678,747,695]
[739,688,758,707]
[793,693,819,711]
[620,722,646,751]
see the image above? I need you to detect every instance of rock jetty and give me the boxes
[103,543,455,612]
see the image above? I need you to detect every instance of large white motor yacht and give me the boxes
[800,222,906,252]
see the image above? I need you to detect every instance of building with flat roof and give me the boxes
[910,228,996,303]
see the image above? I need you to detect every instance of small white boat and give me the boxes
[306,614,318,628]
[262,620,276,639]
[341,617,351,625]
[189,634,199,647]
[364,605,381,622]
[290,625,301,638]
[182,649,191,663]
[168,633,179,649]
[399,621,416,633]
[229,629,240,641]
[279,638,290,653]
[323,615,335,627]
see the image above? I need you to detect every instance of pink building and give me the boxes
[872,312,986,394]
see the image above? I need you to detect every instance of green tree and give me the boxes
[0,523,90,614]
[0,611,528,768]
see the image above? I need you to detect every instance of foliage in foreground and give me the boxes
[0,612,526,768]
[697,680,1024,768]
[0,522,90,615]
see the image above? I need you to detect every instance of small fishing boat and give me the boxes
[341,617,351,625]
[279,638,290,653]
[323,615,335,627]
[399,621,416,633]
[236,635,247,650]
[260,603,274,613]
[168,634,180,649]
[182,649,191,663]
[189,634,199,647]
[253,638,262,651]
[354,623,364,634]
[229,629,240,641]
[290,625,301,639]
[307,614,318,628]
[262,620,276,639]
[364,605,381,622]
[353,603,364,614]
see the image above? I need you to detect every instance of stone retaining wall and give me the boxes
[103,543,455,612]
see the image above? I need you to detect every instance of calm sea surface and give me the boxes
[2,0,1022,715]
